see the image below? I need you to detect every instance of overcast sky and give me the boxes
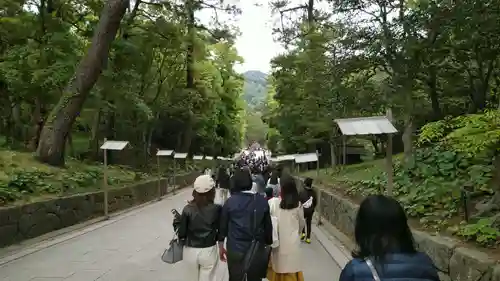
[231,1,283,74]
[198,1,285,74]
[196,1,333,74]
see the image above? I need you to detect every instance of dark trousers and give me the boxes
[227,250,262,281]
[302,211,313,238]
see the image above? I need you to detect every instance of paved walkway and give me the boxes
[0,189,342,281]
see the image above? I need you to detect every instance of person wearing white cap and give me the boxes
[177,175,222,281]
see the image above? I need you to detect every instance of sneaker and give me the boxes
[305,238,311,244]
[300,233,305,240]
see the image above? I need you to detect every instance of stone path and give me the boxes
[0,189,342,281]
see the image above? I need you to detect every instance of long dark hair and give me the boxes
[190,188,215,207]
[279,175,300,209]
[218,166,229,181]
[269,172,279,185]
[353,195,416,261]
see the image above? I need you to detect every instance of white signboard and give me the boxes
[157,150,174,156]
[100,141,129,151]
[174,153,188,159]
[294,153,318,164]
[193,155,204,160]
[277,154,295,161]
[205,156,214,160]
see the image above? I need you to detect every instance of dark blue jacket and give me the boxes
[339,253,440,281]
[218,192,273,253]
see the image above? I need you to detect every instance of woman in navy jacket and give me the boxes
[339,195,440,281]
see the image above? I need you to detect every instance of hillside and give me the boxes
[242,70,267,108]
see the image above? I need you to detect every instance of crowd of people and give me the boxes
[172,151,441,281]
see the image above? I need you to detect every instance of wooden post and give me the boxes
[173,159,177,195]
[157,150,161,201]
[342,135,347,165]
[386,108,394,196]
[330,142,336,172]
[103,138,109,218]
[316,150,320,177]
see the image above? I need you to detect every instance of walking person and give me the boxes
[299,177,317,244]
[177,175,222,281]
[266,169,281,198]
[218,169,273,281]
[339,195,440,281]
[267,175,305,281]
[216,166,231,203]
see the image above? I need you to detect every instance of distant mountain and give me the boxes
[242,70,268,108]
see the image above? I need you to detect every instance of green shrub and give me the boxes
[455,218,500,247]
[8,169,54,193]
[345,111,500,246]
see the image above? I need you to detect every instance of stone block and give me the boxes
[412,230,457,273]
[0,171,200,248]
[439,272,451,281]
[490,265,500,281]
[449,247,496,281]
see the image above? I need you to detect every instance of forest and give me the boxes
[1,0,246,168]
[264,0,500,247]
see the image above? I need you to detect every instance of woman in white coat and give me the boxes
[267,175,305,281]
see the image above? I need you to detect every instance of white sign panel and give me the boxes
[174,153,188,159]
[277,154,295,161]
[100,141,129,151]
[205,156,213,160]
[294,153,318,164]
[193,155,204,160]
[157,150,174,156]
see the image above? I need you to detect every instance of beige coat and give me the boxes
[269,199,305,273]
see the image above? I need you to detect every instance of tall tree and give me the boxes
[36,0,129,166]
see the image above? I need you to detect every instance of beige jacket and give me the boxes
[269,199,305,273]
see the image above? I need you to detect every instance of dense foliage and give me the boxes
[264,0,500,156]
[242,70,267,108]
[0,0,246,168]
[265,0,500,247]
[343,112,500,246]
[241,70,269,144]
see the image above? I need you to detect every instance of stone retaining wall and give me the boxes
[317,187,500,281]
[0,171,199,248]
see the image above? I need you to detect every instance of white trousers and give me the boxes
[183,245,219,281]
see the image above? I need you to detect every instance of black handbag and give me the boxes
[242,194,271,280]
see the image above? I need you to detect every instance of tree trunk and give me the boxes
[181,0,196,153]
[36,0,129,166]
[88,109,101,160]
[427,67,442,121]
[67,131,74,157]
[402,116,414,163]
[28,97,44,151]
[474,155,500,218]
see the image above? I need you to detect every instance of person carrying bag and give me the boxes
[242,194,272,280]
[266,175,305,281]
[162,209,184,264]
[218,169,273,281]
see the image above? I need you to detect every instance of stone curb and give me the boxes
[0,187,191,266]
[312,222,350,269]
[315,185,500,281]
